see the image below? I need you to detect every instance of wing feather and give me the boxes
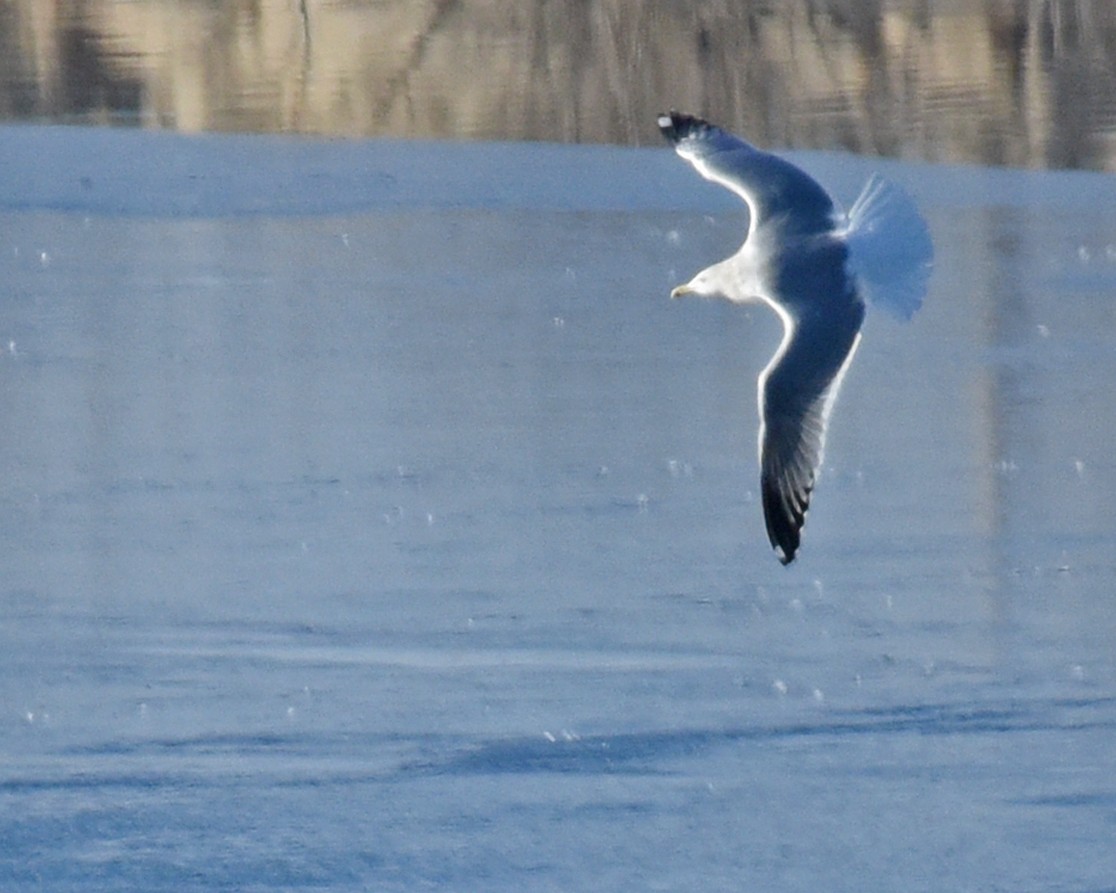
[657,111,837,236]
[759,309,862,564]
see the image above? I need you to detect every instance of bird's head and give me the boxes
[670,262,733,301]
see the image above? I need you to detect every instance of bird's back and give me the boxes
[763,232,858,319]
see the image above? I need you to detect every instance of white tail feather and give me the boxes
[844,174,933,321]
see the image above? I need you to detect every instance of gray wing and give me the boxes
[759,301,864,565]
[657,111,836,236]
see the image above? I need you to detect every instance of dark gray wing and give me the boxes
[657,111,837,237]
[759,299,864,564]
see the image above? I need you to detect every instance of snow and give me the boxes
[2,124,1116,891]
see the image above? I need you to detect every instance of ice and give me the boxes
[2,125,1116,892]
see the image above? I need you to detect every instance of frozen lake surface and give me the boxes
[3,126,1116,891]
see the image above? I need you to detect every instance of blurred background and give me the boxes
[1,0,1115,170]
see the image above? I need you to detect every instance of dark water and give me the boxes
[2,0,1116,169]
[2,126,1116,890]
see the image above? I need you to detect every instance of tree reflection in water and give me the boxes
[0,0,1114,170]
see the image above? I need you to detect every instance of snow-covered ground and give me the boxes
[2,125,1116,891]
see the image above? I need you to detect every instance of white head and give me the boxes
[670,258,742,302]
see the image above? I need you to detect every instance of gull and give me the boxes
[659,111,932,565]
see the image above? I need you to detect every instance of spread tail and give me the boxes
[844,174,933,321]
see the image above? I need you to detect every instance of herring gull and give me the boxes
[659,111,932,565]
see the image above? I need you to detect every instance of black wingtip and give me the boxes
[772,535,798,565]
[657,110,712,145]
[761,477,806,566]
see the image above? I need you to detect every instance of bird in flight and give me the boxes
[659,111,932,565]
